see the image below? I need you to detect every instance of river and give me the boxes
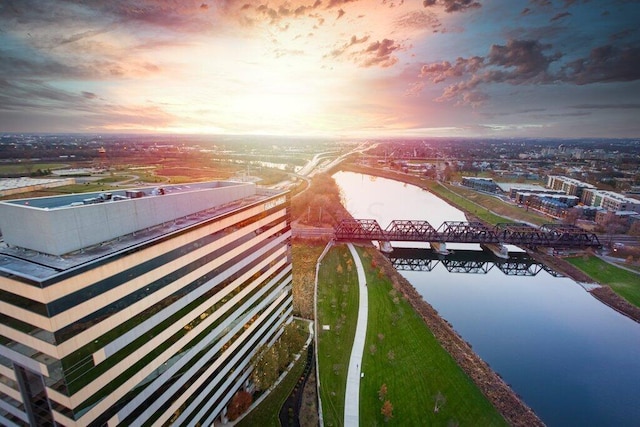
[333,171,640,427]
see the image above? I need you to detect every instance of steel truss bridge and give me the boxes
[387,248,562,277]
[334,219,601,249]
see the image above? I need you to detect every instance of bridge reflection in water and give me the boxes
[386,247,562,277]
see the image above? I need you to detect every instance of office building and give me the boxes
[0,181,292,426]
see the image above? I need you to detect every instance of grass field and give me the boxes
[566,255,640,308]
[356,247,507,426]
[316,244,506,426]
[0,162,68,174]
[316,245,360,427]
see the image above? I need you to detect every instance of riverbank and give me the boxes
[340,163,640,324]
[366,246,543,427]
[305,168,544,425]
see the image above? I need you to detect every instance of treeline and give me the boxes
[291,173,351,227]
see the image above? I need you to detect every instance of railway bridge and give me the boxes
[334,219,601,257]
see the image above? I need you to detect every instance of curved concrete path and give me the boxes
[344,243,368,426]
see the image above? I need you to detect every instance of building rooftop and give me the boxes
[595,190,640,204]
[496,183,547,192]
[0,181,286,282]
[0,177,74,192]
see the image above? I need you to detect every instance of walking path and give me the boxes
[343,243,368,427]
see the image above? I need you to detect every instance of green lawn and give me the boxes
[356,247,507,426]
[316,245,506,426]
[566,255,640,308]
[316,245,360,427]
[0,162,69,174]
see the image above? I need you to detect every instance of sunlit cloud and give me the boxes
[0,0,638,137]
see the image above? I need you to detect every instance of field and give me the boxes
[566,255,640,308]
[316,244,507,426]
[0,162,69,175]
[356,247,507,426]
[316,245,360,426]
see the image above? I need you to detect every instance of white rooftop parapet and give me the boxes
[0,181,256,256]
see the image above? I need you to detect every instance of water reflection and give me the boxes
[333,170,640,427]
[386,247,562,277]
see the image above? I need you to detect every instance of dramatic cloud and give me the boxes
[486,39,560,80]
[419,39,561,105]
[358,39,401,68]
[561,45,640,84]
[0,0,638,137]
[395,10,442,31]
[570,103,640,110]
[423,0,482,13]
[550,11,571,22]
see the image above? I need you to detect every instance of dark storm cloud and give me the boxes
[487,39,561,80]
[423,0,482,13]
[419,39,562,106]
[0,46,162,81]
[81,91,97,99]
[418,35,640,107]
[561,44,640,84]
[570,103,640,109]
[550,11,571,21]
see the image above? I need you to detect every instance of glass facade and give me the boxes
[0,187,292,426]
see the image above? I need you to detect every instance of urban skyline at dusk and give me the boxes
[0,0,639,138]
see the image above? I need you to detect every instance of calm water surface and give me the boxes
[334,171,640,427]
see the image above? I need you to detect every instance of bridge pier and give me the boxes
[481,243,509,259]
[430,242,449,255]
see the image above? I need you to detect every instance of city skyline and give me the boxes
[0,0,639,138]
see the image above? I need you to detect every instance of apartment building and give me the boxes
[0,181,292,426]
[545,175,595,199]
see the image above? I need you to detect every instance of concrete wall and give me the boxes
[0,182,256,256]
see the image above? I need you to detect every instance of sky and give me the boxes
[0,0,639,138]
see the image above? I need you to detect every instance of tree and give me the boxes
[562,207,581,226]
[381,400,394,422]
[250,344,279,391]
[226,390,253,421]
[378,383,388,401]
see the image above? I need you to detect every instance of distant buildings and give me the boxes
[0,181,292,426]
[461,177,498,193]
[545,175,595,200]
[0,177,75,197]
[546,176,640,225]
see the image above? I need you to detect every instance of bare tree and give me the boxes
[381,400,393,422]
[378,383,388,401]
